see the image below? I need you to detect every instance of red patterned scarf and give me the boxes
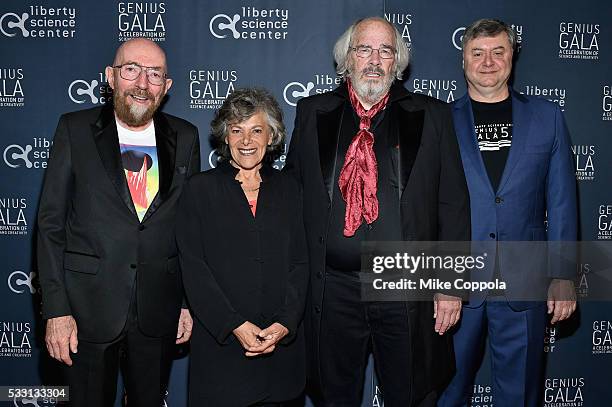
[338,80,390,237]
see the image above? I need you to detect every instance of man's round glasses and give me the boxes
[351,45,396,59]
[113,63,167,86]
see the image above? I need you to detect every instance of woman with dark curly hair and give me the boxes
[177,88,308,406]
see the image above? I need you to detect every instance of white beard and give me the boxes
[352,77,390,105]
[128,101,149,121]
[349,69,394,106]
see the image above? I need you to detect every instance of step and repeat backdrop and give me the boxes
[1,0,611,406]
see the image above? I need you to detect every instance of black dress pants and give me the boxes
[317,268,429,407]
[63,294,175,407]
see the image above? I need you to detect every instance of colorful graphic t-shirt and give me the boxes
[117,121,158,221]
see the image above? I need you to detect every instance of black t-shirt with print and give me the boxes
[471,97,513,192]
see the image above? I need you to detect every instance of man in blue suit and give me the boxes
[438,19,577,407]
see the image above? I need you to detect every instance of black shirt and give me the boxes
[471,97,513,296]
[471,97,513,192]
[325,102,402,271]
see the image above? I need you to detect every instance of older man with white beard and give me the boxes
[285,17,470,407]
[37,38,200,407]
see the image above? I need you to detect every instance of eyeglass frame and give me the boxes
[350,45,396,59]
[112,63,168,85]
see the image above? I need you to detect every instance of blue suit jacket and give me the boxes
[452,89,577,309]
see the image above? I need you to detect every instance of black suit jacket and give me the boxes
[284,83,471,403]
[37,105,200,342]
[176,162,309,405]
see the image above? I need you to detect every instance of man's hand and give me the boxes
[243,322,290,357]
[233,321,270,357]
[548,279,577,324]
[433,293,462,335]
[176,308,193,344]
[45,315,78,366]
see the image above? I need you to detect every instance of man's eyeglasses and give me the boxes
[351,45,396,59]
[113,63,167,86]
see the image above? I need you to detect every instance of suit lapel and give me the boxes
[141,113,177,222]
[317,103,344,202]
[497,90,531,193]
[395,102,423,197]
[453,95,495,196]
[92,107,137,217]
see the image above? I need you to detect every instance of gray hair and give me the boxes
[211,88,286,161]
[333,16,409,81]
[462,19,517,51]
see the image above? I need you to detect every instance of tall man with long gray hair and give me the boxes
[438,19,577,407]
[285,17,470,406]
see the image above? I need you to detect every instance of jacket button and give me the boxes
[138,225,145,231]
[316,271,323,279]
[489,233,496,239]
[130,264,137,269]
[315,306,321,313]
[319,236,324,244]
[495,197,503,204]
